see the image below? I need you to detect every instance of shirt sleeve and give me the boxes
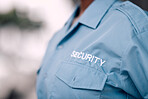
[121,31,148,98]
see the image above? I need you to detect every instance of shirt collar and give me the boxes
[64,6,80,31]
[78,0,117,29]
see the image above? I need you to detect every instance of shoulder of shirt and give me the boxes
[113,1,148,35]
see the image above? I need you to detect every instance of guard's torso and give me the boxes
[36,0,148,99]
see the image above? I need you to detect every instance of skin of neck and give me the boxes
[79,0,94,16]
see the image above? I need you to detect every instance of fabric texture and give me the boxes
[36,0,148,99]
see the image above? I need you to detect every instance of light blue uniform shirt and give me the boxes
[36,0,148,98]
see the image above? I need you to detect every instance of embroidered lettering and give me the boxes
[71,50,106,66]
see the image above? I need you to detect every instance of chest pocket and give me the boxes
[55,61,107,91]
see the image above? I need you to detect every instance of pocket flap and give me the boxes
[56,62,107,91]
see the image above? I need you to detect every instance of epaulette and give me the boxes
[115,1,148,35]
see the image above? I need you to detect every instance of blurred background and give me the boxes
[0,0,147,99]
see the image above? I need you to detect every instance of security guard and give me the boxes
[36,0,148,99]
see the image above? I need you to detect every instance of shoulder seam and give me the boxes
[116,7,139,34]
[115,1,148,35]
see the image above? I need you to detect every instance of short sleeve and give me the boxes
[121,31,148,98]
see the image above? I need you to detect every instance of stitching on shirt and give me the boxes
[116,7,140,35]
[115,1,148,35]
[62,61,103,72]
